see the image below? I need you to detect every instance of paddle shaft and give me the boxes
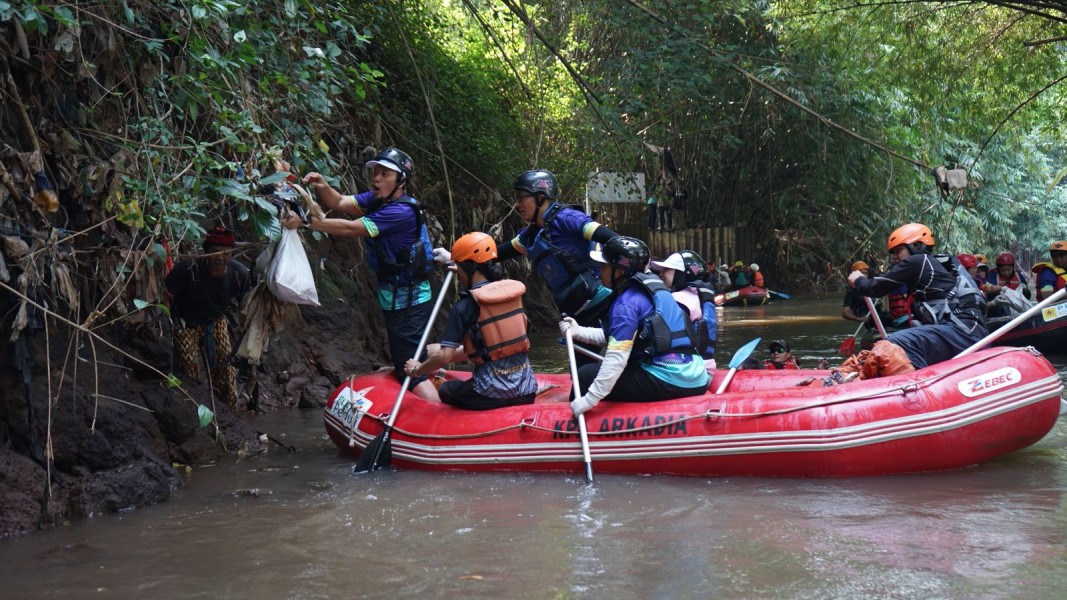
[863,296,888,339]
[956,287,1067,358]
[360,270,454,472]
[565,328,595,483]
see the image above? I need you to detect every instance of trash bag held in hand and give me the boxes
[266,228,320,306]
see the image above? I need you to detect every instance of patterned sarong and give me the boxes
[173,316,238,407]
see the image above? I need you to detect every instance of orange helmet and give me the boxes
[956,253,977,269]
[886,223,934,251]
[1050,241,1067,253]
[850,261,869,271]
[995,252,1015,267]
[451,232,498,264]
[974,253,988,264]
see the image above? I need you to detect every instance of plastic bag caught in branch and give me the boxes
[266,228,319,306]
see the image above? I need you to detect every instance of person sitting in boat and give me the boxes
[560,236,711,416]
[1032,240,1067,302]
[842,261,872,325]
[763,339,800,370]
[847,223,988,373]
[649,250,718,371]
[749,263,765,288]
[984,252,1031,300]
[728,260,752,290]
[403,232,537,410]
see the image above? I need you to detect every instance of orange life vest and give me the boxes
[463,280,531,366]
[752,271,765,288]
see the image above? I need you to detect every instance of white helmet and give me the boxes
[750,263,760,272]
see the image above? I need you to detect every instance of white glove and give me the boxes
[559,317,578,337]
[571,395,599,417]
[432,247,451,265]
[847,270,864,287]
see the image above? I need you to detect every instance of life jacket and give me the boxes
[462,280,531,366]
[686,280,718,358]
[1031,262,1067,301]
[751,271,764,288]
[914,254,986,327]
[630,273,698,362]
[364,196,434,285]
[731,269,748,288]
[763,358,799,370]
[888,291,910,319]
[522,203,601,314]
[989,270,1024,290]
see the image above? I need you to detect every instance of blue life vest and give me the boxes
[523,203,597,289]
[365,196,434,285]
[630,273,698,362]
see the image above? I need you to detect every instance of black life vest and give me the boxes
[364,196,434,285]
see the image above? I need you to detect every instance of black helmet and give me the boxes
[592,236,650,276]
[679,249,708,284]
[513,170,559,201]
[366,147,413,184]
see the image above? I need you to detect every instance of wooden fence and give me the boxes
[612,223,748,267]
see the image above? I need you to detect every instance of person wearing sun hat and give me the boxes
[651,250,718,370]
[164,225,250,407]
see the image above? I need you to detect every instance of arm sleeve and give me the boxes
[497,242,522,261]
[572,325,606,346]
[584,346,631,403]
[589,225,618,245]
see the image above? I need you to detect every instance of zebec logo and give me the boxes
[957,367,1021,398]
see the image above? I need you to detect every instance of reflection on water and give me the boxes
[3,298,1066,599]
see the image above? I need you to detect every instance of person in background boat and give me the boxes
[1032,241,1067,302]
[560,237,710,416]
[847,223,987,374]
[764,339,799,369]
[716,263,731,292]
[728,260,752,290]
[649,250,718,371]
[164,226,250,408]
[842,261,872,324]
[672,189,687,231]
[984,252,1031,300]
[439,170,618,349]
[763,339,829,370]
[281,147,439,399]
[750,263,765,288]
[957,253,980,285]
[403,233,537,410]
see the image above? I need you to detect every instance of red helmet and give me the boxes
[887,223,934,251]
[956,253,977,269]
[995,252,1015,267]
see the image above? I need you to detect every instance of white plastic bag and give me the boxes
[267,228,320,306]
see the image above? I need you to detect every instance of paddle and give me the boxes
[837,322,865,357]
[354,270,454,473]
[955,287,1067,358]
[714,337,762,394]
[863,296,888,340]
[767,289,791,300]
[564,327,595,484]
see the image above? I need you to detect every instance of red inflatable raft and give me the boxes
[715,285,768,307]
[323,346,1062,477]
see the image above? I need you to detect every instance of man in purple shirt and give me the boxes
[282,147,437,399]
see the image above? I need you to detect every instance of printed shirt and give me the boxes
[607,285,710,387]
[351,191,431,310]
[440,285,537,400]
